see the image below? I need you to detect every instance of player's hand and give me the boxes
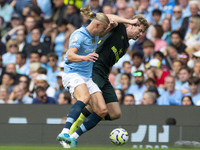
[109,19,118,29]
[83,52,99,62]
[129,18,140,27]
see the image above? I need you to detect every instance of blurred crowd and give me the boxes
[0,0,200,106]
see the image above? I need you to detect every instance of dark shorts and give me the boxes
[92,71,118,104]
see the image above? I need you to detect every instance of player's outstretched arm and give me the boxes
[67,48,99,62]
[106,14,140,26]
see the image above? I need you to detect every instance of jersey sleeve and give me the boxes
[68,32,84,50]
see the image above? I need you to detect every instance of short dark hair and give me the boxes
[121,73,131,80]
[37,67,47,74]
[153,51,164,59]
[154,25,164,38]
[188,77,200,85]
[152,9,162,16]
[179,66,191,74]
[122,61,131,67]
[31,27,42,35]
[166,117,176,126]
[171,30,183,40]
[36,86,46,95]
[48,52,58,60]
[30,51,41,58]
[17,52,27,59]
[132,52,143,59]
[143,40,155,48]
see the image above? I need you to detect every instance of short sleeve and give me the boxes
[69,32,84,50]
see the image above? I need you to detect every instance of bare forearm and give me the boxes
[67,52,84,62]
[106,14,131,24]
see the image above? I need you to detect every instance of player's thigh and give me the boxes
[73,84,90,104]
[62,73,90,103]
[107,102,121,120]
[90,92,108,117]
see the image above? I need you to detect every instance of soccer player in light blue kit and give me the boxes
[57,6,110,148]
[57,6,140,148]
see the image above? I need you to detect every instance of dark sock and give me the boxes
[82,107,91,118]
[64,100,85,129]
[104,114,112,120]
[76,112,102,136]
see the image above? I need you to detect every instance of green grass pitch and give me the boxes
[0,146,199,150]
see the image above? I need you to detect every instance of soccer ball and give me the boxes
[109,128,129,145]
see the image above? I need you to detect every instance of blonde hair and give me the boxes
[132,15,149,31]
[191,17,200,33]
[6,39,18,52]
[80,6,110,24]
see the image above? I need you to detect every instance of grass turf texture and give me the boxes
[0,146,199,150]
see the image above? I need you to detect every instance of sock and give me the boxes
[69,113,86,135]
[70,112,102,138]
[82,107,91,117]
[104,114,112,120]
[63,100,85,133]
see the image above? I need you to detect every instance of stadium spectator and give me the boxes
[193,60,200,79]
[5,63,21,84]
[149,58,170,88]
[179,0,190,18]
[0,85,12,104]
[164,46,178,69]
[175,67,191,94]
[47,53,59,88]
[145,78,165,95]
[16,52,29,75]
[184,17,200,47]
[171,6,183,31]
[122,94,135,105]
[9,85,32,104]
[0,55,5,84]
[52,0,67,24]
[162,18,171,44]
[181,95,194,106]
[57,92,72,105]
[185,77,200,105]
[115,61,134,87]
[1,72,15,93]
[16,27,26,52]
[90,0,103,13]
[18,75,30,97]
[179,52,189,67]
[114,89,125,104]
[179,0,200,38]
[32,86,56,104]
[151,24,168,51]
[157,75,183,105]
[171,60,183,80]
[29,52,41,63]
[141,92,156,105]
[65,4,82,28]
[142,40,154,64]
[131,52,145,73]
[22,27,50,64]
[170,31,186,54]
[24,16,36,43]
[0,0,14,23]
[132,70,146,104]
[36,0,52,17]
[35,74,56,98]
[116,73,135,96]
[102,4,113,14]
[55,71,67,100]
[125,6,135,19]
[2,39,18,66]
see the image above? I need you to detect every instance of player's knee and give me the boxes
[78,94,90,104]
[95,107,108,118]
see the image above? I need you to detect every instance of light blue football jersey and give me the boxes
[64,26,99,78]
